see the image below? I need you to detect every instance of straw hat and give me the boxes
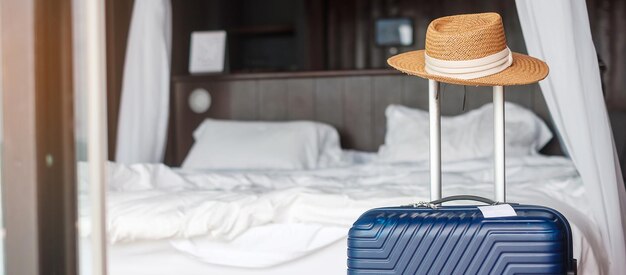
[387,13,548,86]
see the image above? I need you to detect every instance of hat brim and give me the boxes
[387,50,549,86]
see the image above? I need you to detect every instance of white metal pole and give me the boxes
[84,0,108,273]
[429,80,442,201]
[493,86,506,203]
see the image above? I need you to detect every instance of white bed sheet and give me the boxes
[104,228,597,275]
[81,154,606,274]
[104,238,347,275]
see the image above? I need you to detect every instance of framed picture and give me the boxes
[375,18,414,47]
[189,30,227,74]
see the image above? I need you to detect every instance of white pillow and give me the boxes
[378,103,553,163]
[182,119,343,170]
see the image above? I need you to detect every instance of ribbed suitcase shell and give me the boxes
[347,205,575,275]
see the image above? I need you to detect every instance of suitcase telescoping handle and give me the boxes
[429,80,506,203]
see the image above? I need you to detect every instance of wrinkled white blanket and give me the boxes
[79,156,604,273]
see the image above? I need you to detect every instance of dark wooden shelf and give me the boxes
[172,69,401,82]
[227,25,295,36]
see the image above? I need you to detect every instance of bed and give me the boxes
[79,153,602,274]
[82,72,606,274]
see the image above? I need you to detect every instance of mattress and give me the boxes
[78,154,605,274]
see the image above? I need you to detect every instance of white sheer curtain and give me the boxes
[115,0,172,164]
[516,0,626,274]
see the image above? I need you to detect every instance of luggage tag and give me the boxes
[478,204,517,218]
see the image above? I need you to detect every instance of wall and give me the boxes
[325,0,526,70]
[105,0,626,160]
[105,0,527,158]
[106,0,134,159]
[105,0,219,158]
[587,0,626,110]
[169,71,559,165]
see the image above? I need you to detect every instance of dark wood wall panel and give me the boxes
[315,78,345,130]
[401,77,428,111]
[373,76,404,146]
[258,80,289,120]
[439,84,467,115]
[325,0,528,70]
[171,0,220,76]
[587,0,626,110]
[106,0,134,159]
[343,77,374,149]
[206,82,231,120]
[226,80,258,120]
[168,71,558,165]
[286,79,316,120]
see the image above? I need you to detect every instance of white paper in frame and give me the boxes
[189,30,227,74]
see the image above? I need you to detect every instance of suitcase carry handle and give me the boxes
[430,195,498,205]
[407,195,513,209]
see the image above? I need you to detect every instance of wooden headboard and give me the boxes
[166,70,561,165]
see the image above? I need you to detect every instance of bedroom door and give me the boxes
[0,0,108,274]
[1,0,78,274]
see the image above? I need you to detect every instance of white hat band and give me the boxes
[424,47,513,80]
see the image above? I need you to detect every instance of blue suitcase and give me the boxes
[347,196,577,274]
[347,82,577,274]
